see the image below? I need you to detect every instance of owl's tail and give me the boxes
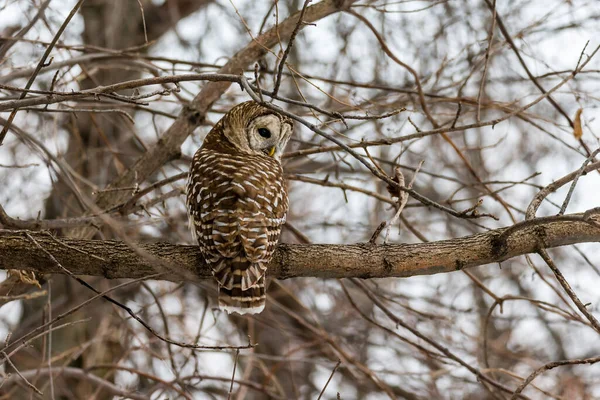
[218,274,266,315]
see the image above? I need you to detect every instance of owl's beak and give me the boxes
[267,146,276,157]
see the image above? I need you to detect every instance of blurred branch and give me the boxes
[1,212,599,284]
[0,366,150,400]
[0,0,85,146]
[510,355,600,399]
[0,73,241,111]
[0,0,51,59]
[142,0,215,41]
[484,0,593,156]
[523,151,600,335]
[271,0,312,97]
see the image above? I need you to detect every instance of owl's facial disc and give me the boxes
[246,114,292,159]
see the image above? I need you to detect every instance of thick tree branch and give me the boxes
[143,0,215,41]
[1,214,598,283]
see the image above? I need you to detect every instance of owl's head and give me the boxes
[217,101,294,160]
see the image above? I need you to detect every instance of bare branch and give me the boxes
[0,213,598,283]
[0,0,85,145]
[0,367,150,400]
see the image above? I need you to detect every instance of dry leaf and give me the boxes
[573,108,583,139]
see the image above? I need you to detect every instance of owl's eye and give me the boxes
[258,128,271,139]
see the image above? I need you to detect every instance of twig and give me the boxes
[369,221,387,244]
[253,63,264,102]
[351,279,527,398]
[0,319,90,365]
[19,107,136,124]
[317,360,341,400]
[450,102,462,129]
[0,366,150,400]
[559,147,600,215]
[477,0,496,122]
[280,42,598,162]
[118,172,188,214]
[484,0,593,156]
[0,0,52,59]
[85,364,192,399]
[0,289,47,301]
[538,249,600,335]
[271,0,312,97]
[0,73,242,111]
[227,349,240,400]
[1,351,43,395]
[510,356,600,398]
[527,161,600,220]
[47,281,55,400]
[384,161,424,243]
[136,0,148,44]
[0,0,85,146]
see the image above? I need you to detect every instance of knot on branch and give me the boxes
[490,231,508,258]
[184,105,205,126]
[583,207,600,228]
[385,174,403,199]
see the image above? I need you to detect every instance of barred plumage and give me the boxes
[186,102,293,314]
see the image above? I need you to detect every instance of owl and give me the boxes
[186,101,293,315]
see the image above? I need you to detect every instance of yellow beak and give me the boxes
[268,146,276,157]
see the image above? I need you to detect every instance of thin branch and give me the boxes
[477,0,496,122]
[0,0,52,59]
[1,351,43,395]
[317,360,341,400]
[510,356,600,399]
[0,73,242,111]
[227,349,240,400]
[0,0,85,145]
[271,0,312,97]
[537,249,600,334]
[483,0,593,156]
[0,367,150,400]
[527,161,600,219]
[383,161,424,243]
[559,147,600,215]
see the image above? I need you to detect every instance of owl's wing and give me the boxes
[215,161,287,290]
[187,150,287,293]
[186,150,237,260]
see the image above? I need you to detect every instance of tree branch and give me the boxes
[0,366,149,400]
[1,213,598,283]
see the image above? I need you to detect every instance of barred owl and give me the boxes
[186,101,293,315]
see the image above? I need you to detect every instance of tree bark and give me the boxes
[1,214,598,284]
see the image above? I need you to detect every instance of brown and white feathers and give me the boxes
[186,101,293,314]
